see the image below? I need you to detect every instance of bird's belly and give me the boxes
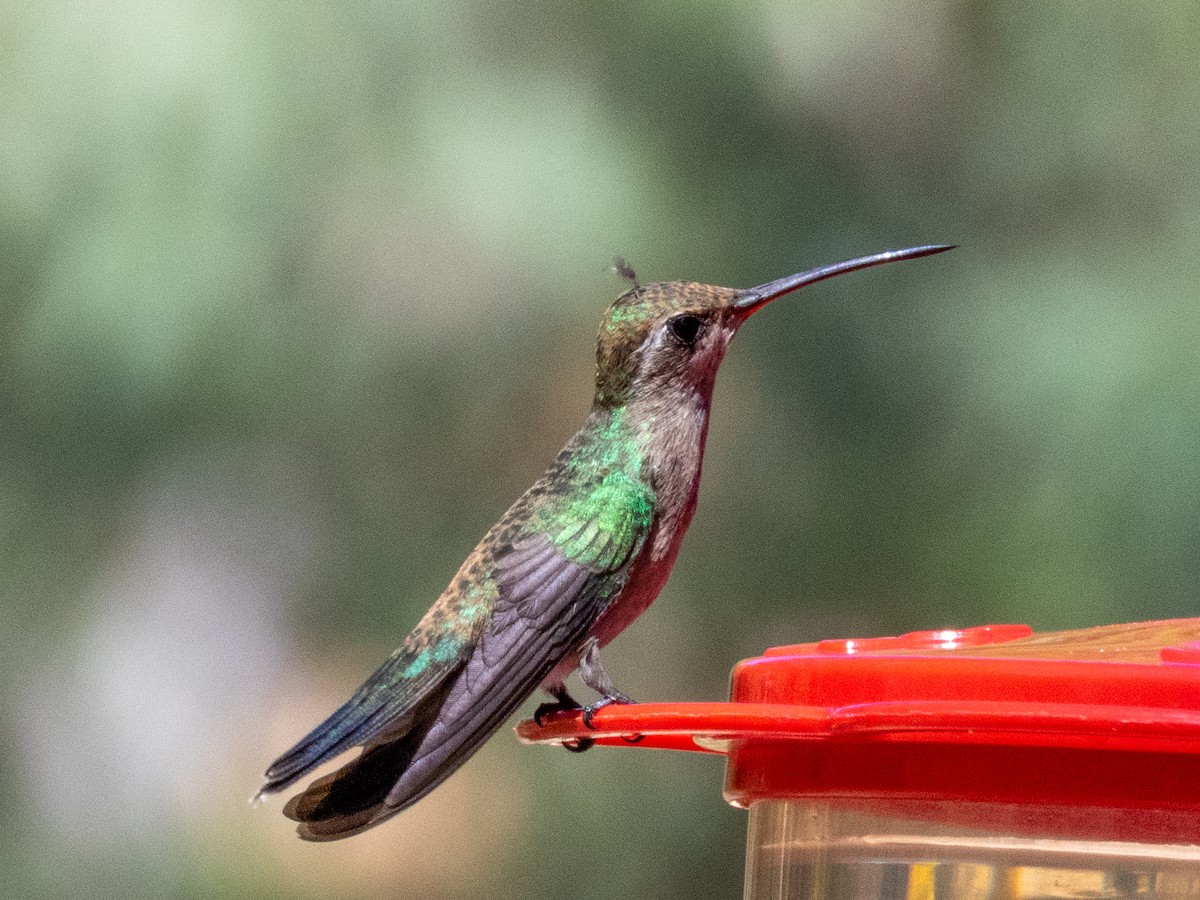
[589,478,699,647]
[588,556,673,647]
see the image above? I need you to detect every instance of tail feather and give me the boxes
[282,689,448,840]
[281,659,548,840]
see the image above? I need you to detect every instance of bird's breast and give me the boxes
[589,403,708,646]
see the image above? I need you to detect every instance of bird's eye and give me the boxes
[667,314,703,346]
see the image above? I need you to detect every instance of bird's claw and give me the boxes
[533,698,582,727]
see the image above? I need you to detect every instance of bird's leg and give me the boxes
[533,682,583,726]
[577,637,635,729]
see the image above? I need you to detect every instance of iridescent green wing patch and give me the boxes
[533,468,654,573]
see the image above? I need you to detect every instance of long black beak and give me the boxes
[733,244,955,315]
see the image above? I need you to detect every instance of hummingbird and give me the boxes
[258,244,953,840]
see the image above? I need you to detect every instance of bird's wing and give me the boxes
[419,467,656,743]
[277,469,655,840]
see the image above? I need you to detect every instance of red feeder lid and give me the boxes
[516,619,1200,841]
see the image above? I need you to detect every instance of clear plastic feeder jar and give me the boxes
[519,620,1200,899]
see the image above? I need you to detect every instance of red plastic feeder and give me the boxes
[517,620,1200,899]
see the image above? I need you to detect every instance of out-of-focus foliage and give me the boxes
[4,1,1200,897]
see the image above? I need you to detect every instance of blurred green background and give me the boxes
[4,1,1200,897]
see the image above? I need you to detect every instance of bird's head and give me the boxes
[592,245,954,409]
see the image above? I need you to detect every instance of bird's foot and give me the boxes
[533,698,582,727]
[576,637,636,730]
[535,684,597,752]
[581,691,635,729]
[534,684,583,727]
